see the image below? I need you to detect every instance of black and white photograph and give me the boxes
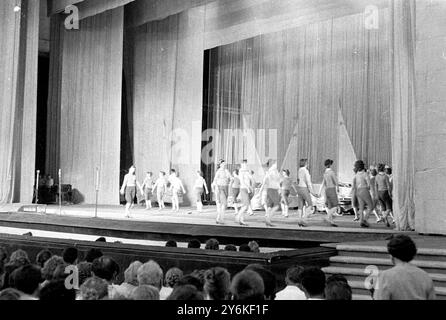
[0,0,445,311]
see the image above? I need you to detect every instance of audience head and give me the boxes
[165,267,183,288]
[137,260,163,289]
[95,237,106,243]
[239,244,251,252]
[230,270,265,301]
[165,240,178,248]
[204,267,231,300]
[8,249,30,267]
[124,261,143,286]
[300,267,326,299]
[130,285,160,300]
[191,270,206,289]
[10,264,42,296]
[53,264,70,281]
[177,275,203,292]
[62,247,78,265]
[85,248,103,263]
[248,241,260,253]
[77,261,93,286]
[0,247,7,263]
[245,264,276,300]
[35,250,52,268]
[39,280,76,301]
[79,277,109,300]
[205,239,220,251]
[42,256,65,281]
[285,266,304,286]
[187,239,201,249]
[0,288,22,300]
[224,244,237,251]
[387,235,417,263]
[91,256,120,283]
[325,279,352,300]
[167,285,204,300]
[326,274,349,284]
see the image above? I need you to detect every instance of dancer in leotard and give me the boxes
[212,160,231,225]
[169,169,186,212]
[153,171,167,210]
[141,172,154,210]
[280,169,297,218]
[296,159,316,227]
[259,160,281,227]
[376,164,393,227]
[230,169,241,216]
[120,166,144,218]
[247,170,256,216]
[193,171,209,213]
[236,160,252,226]
[370,168,384,223]
[352,160,374,228]
[318,159,338,227]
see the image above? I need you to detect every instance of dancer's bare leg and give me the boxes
[125,203,131,218]
[236,205,248,226]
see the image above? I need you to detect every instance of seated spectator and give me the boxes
[53,264,70,281]
[326,274,349,284]
[204,238,219,250]
[77,262,93,287]
[91,256,120,298]
[79,277,109,300]
[177,275,203,292]
[374,235,436,300]
[40,280,76,301]
[325,279,352,300]
[245,264,276,300]
[9,264,42,300]
[0,247,8,288]
[0,288,22,300]
[85,248,103,263]
[114,261,142,299]
[137,260,163,290]
[300,267,326,300]
[248,241,260,253]
[1,250,31,290]
[239,244,251,252]
[191,270,206,289]
[275,266,306,300]
[224,244,237,251]
[130,285,160,300]
[160,267,183,300]
[62,247,79,265]
[187,239,201,249]
[230,270,265,301]
[165,240,178,248]
[95,237,106,242]
[41,256,66,288]
[35,250,52,268]
[204,267,231,300]
[167,284,204,300]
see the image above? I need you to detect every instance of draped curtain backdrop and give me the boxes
[0,0,21,204]
[390,0,416,231]
[205,10,392,183]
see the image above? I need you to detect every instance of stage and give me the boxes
[0,204,412,249]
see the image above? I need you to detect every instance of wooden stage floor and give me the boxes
[0,204,413,248]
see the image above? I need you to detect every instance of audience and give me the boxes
[224,244,237,251]
[245,264,276,300]
[325,277,352,300]
[79,277,109,300]
[0,288,22,300]
[373,235,436,300]
[204,239,220,251]
[167,284,204,300]
[230,270,265,301]
[239,244,251,252]
[203,267,231,300]
[275,266,306,300]
[187,239,201,249]
[96,237,107,242]
[137,260,163,290]
[91,256,120,298]
[160,267,183,300]
[130,285,160,300]
[62,247,79,265]
[77,262,93,287]
[114,261,142,299]
[300,267,326,300]
[39,280,76,301]
[85,248,103,263]
[177,275,203,292]
[165,240,178,248]
[248,241,260,253]
[9,264,42,300]
[35,250,52,268]
[41,256,66,287]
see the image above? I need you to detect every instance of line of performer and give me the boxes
[120,159,394,229]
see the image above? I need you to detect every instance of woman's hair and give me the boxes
[378,164,386,172]
[324,159,334,168]
[165,267,183,288]
[354,160,366,172]
[205,239,220,251]
[385,167,392,175]
[36,250,52,268]
[167,284,204,300]
[387,235,417,262]
[299,159,308,168]
[371,169,378,177]
[248,241,260,253]
[8,249,30,266]
[204,267,231,300]
[79,277,109,300]
[124,261,143,286]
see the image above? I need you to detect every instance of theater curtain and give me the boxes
[0,0,21,204]
[206,10,392,183]
[390,0,416,231]
[58,7,124,204]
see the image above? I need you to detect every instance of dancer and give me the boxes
[120,166,144,218]
[352,160,374,228]
[230,169,241,216]
[237,160,252,226]
[296,159,316,227]
[141,172,154,210]
[247,170,256,216]
[169,169,186,212]
[280,169,297,218]
[385,166,395,223]
[370,168,384,223]
[318,160,338,227]
[351,167,360,221]
[193,171,209,213]
[153,171,168,210]
[212,160,231,225]
[376,164,393,227]
[259,160,281,227]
